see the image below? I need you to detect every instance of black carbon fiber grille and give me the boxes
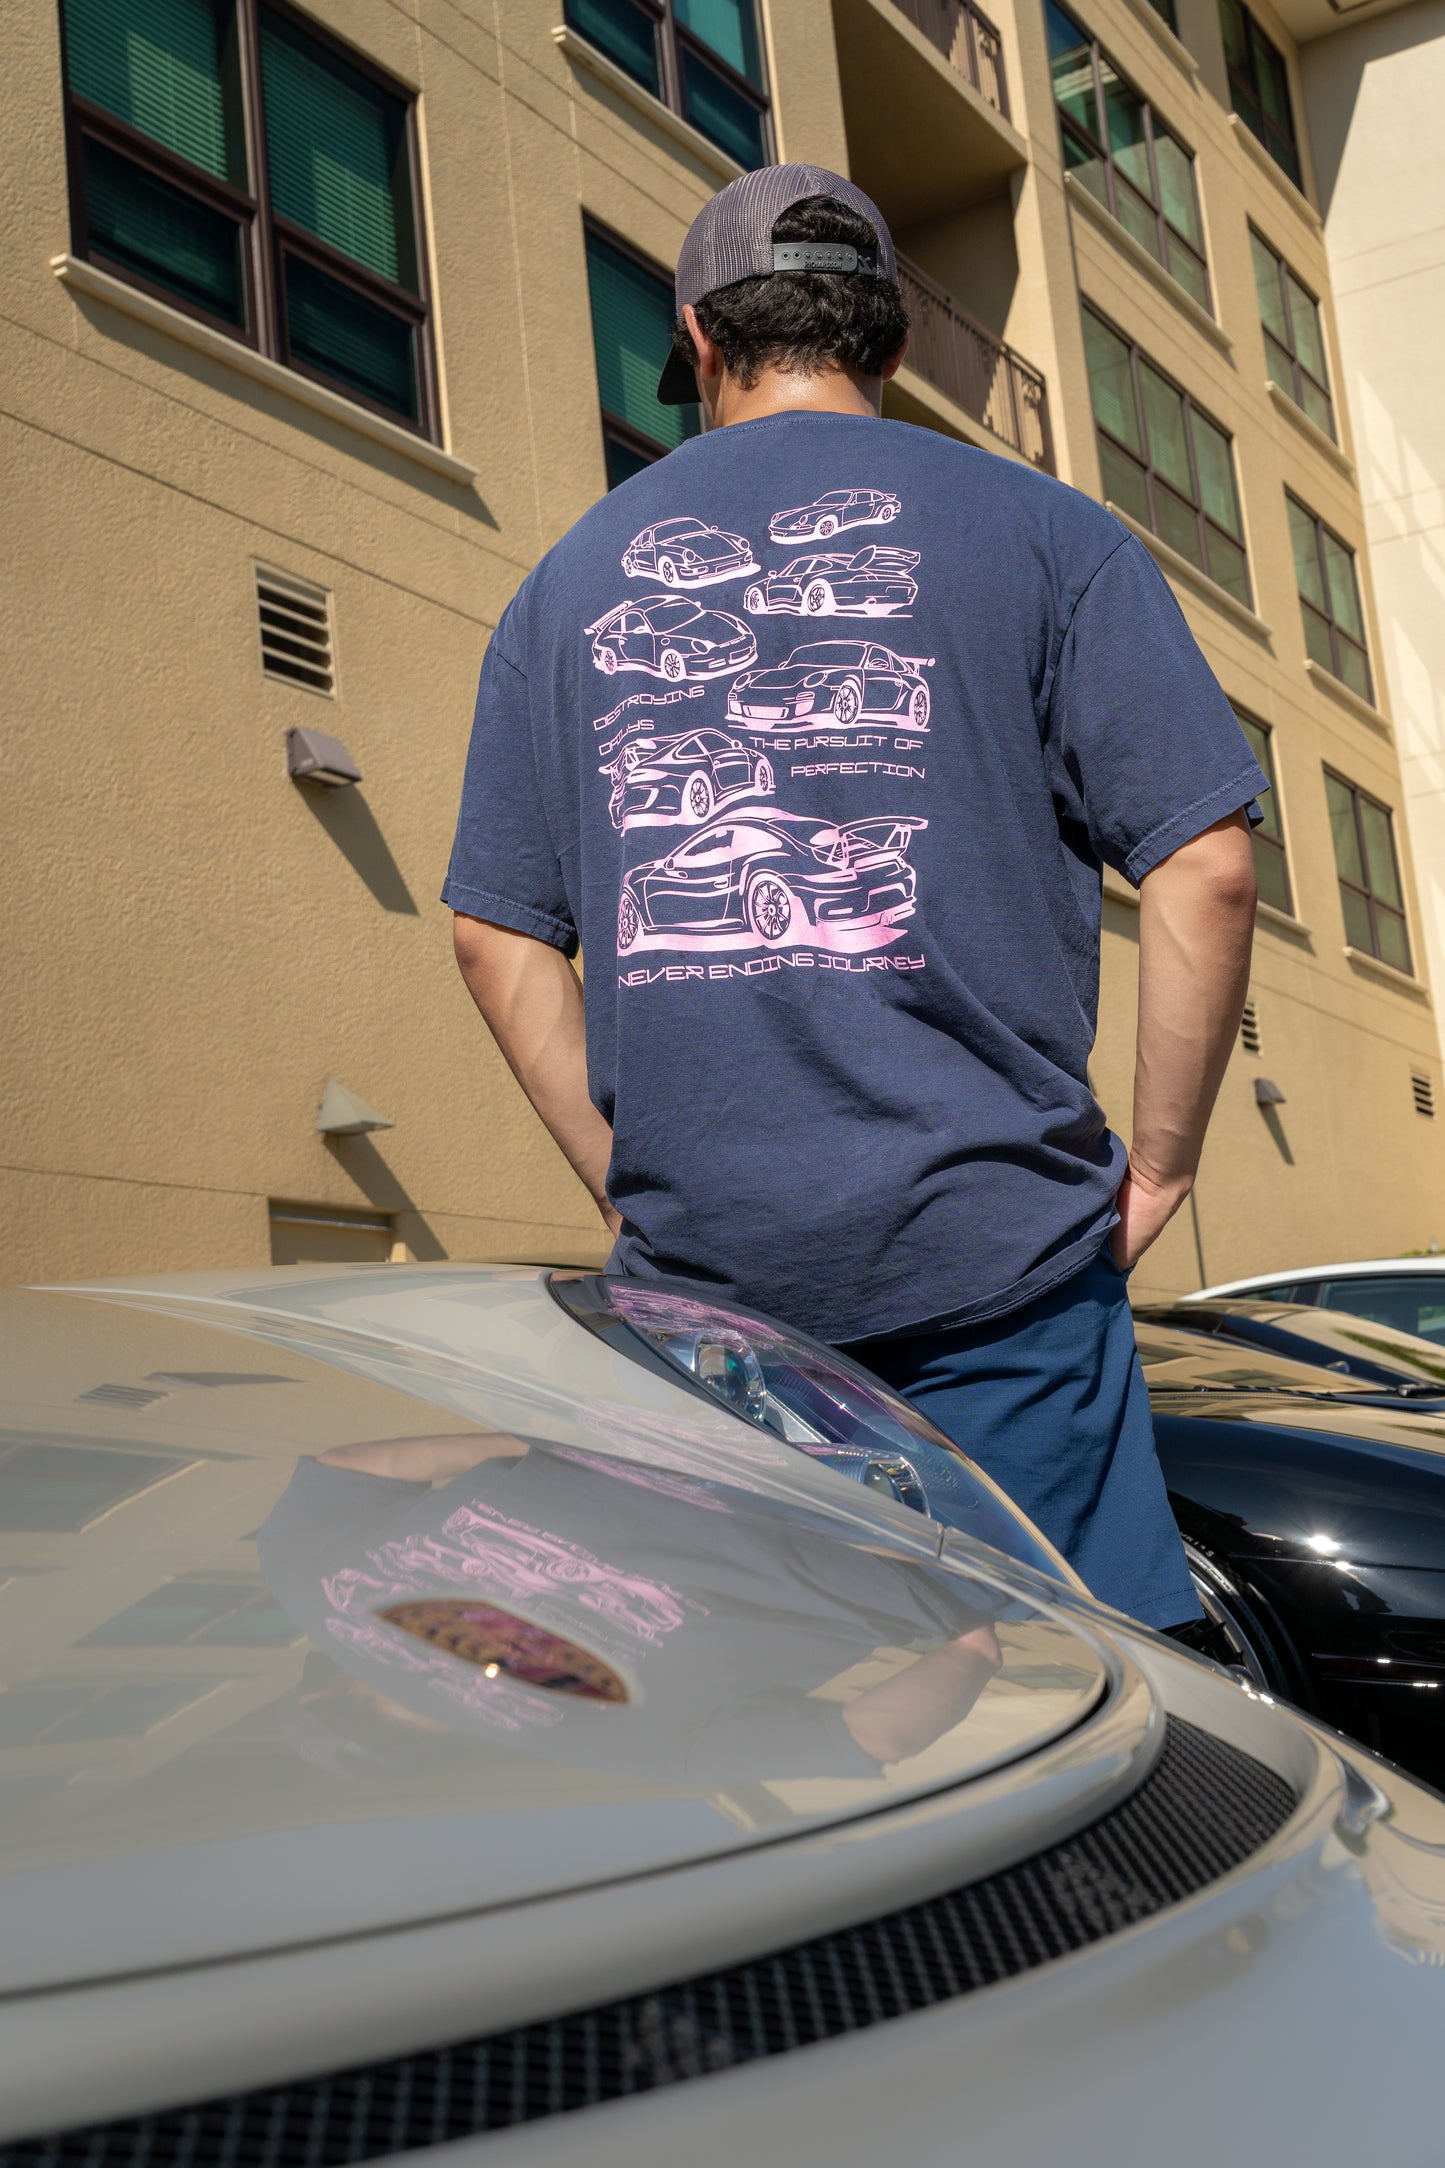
[6,1719,1294,2167]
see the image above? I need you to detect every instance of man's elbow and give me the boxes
[452,910,490,977]
[1147,812,1258,918]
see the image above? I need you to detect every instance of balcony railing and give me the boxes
[889,0,1010,119]
[898,257,1054,473]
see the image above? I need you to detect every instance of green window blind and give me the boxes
[260,13,412,289]
[82,133,243,321]
[63,0,236,180]
[585,230,699,456]
[283,255,416,419]
[674,0,763,87]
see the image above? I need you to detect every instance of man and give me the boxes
[445,166,1262,1636]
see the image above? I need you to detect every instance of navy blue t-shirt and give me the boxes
[444,414,1264,1344]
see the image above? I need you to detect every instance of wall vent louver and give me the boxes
[1413,1073,1435,1118]
[76,1384,167,1410]
[1240,1001,1262,1056]
[255,566,334,695]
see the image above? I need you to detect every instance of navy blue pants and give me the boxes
[840,1251,1200,1629]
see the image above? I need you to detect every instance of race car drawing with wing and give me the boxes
[768,489,901,542]
[621,518,759,588]
[616,811,927,954]
[726,641,933,730]
[603,729,775,831]
[743,546,919,618]
[588,598,758,681]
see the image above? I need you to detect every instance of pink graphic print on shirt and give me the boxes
[601,490,930,962]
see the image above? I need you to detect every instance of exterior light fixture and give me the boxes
[1254,1077,1286,1106]
[316,1078,394,1136]
[287,725,361,787]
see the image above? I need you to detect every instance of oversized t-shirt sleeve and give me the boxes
[441,624,577,954]
[1043,534,1268,885]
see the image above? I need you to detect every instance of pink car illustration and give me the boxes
[605,728,775,830]
[588,598,757,681]
[617,810,927,951]
[743,546,920,618]
[726,641,933,730]
[621,518,759,588]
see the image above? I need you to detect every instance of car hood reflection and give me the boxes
[0,1278,1108,1993]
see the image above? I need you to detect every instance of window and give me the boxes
[59,0,435,434]
[1318,1277,1445,1343]
[563,0,771,169]
[1084,309,1249,604]
[584,224,700,488]
[1287,496,1371,701]
[1218,0,1300,186]
[1046,5,1208,310]
[81,1577,301,1646]
[1250,229,1332,439]
[0,1442,191,1531]
[1233,712,1290,914]
[0,1680,214,1749]
[1325,771,1410,971]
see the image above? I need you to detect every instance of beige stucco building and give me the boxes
[1297,2,1445,1095]
[5,0,1443,1303]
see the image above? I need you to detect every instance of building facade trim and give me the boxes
[1226,112,1321,231]
[1344,945,1430,999]
[1105,500,1273,638]
[1111,0,1201,76]
[1068,178,1233,351]
[51,254,480,485]
[1265,378,1354,478]
[552,26,747,181]
[1303,656,1391,736]
[1256,900,1312,939]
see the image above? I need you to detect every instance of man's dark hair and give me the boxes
[670,193,909,390]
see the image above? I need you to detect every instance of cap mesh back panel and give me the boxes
[4,1718,1294,2167]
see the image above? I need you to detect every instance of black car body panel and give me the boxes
[1140,1309,1445,1782]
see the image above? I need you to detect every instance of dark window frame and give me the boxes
[1325,769,1410,971]
[583,216,700,484]
[1233,707,1292,915]
[1047,3,1209,312]
[58,0,438,439]
[563,0,774,169]
[1288,493,1371,699]
[1219,0,1300,187]
[1250,225,1333,439]
[1084,306,1251,606]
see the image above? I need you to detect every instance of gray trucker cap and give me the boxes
[657,163,898,405]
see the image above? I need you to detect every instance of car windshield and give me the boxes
[790,644,868,667]
[646,600,704,629]
[653,519,704,540]
[1133,1318,1363,1394]
[1139,1301,1445,1392]
[1316,1274,1445,1346]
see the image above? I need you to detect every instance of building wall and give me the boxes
[1301,2,1445,1098]
[4,0,1443,1299]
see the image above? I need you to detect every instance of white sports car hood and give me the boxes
[0,1268,1110,1994]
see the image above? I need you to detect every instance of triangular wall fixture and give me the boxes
[316,1078,395,1135]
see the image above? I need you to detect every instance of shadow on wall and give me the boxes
[324,1134,448,1258]
[302,786,419,915]
[1259,1104,1294,1166]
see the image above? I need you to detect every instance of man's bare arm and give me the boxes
[1113,809,1257,1271]
[452,914,621,1236]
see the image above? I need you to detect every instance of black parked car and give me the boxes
[1138,1299,1445,1786]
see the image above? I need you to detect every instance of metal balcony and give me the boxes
[887,0,1010,118]
[897,256,1055,473]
